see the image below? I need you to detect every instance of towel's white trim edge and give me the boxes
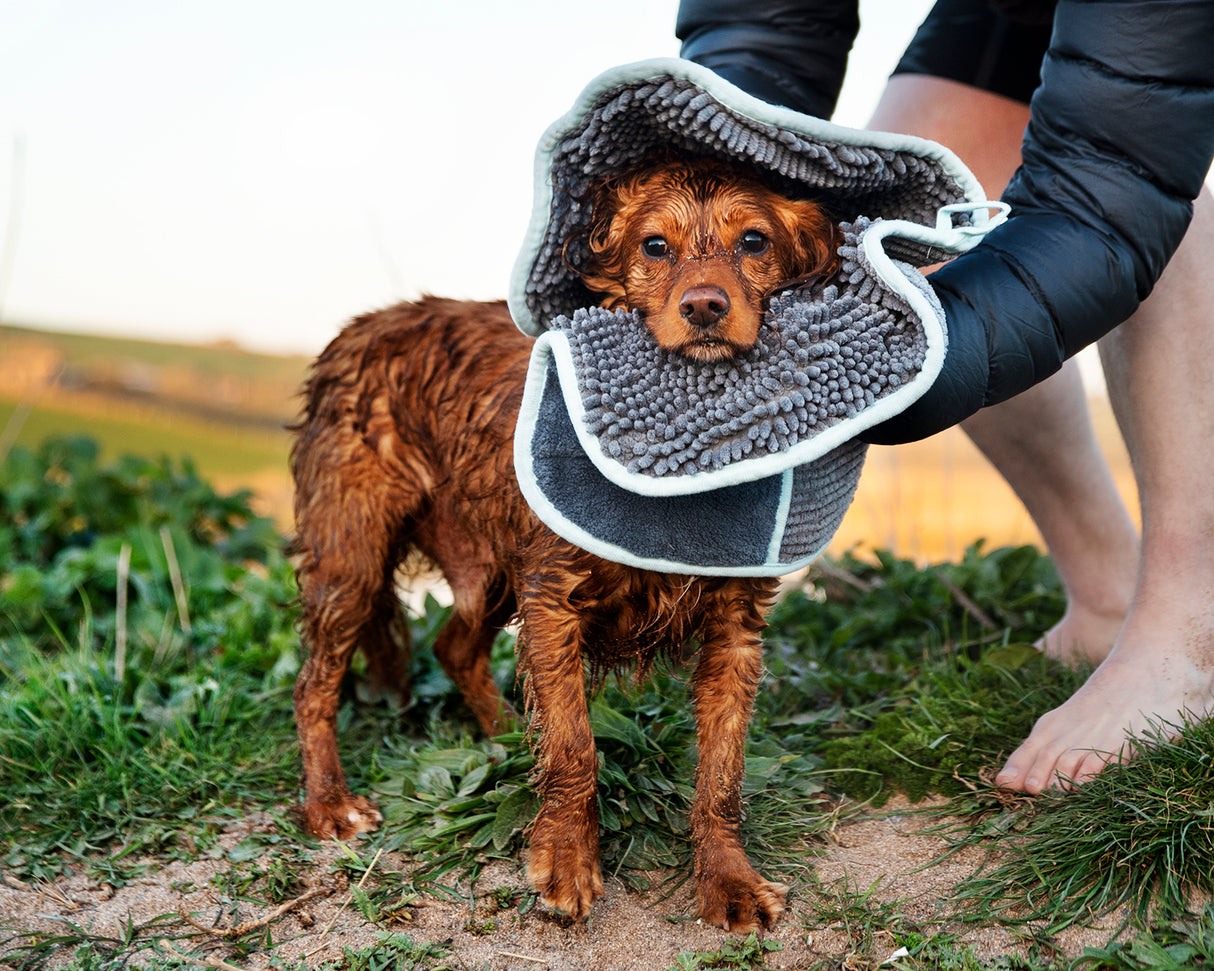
[513,412,825,578]
[508,56,990,336]
[766,469,795,565]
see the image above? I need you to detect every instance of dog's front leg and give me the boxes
[516,569,603,920]
[690,579,786,932]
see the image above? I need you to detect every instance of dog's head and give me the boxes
[573,158,840,362]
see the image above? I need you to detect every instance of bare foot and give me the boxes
[998,592,1214,794]
[1036,534,1137,667]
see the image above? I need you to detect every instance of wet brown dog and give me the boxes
[291,158,840,931]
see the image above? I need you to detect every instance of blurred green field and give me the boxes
[0,394,289,477]
[1,321,308,395]
[1,322,301,525]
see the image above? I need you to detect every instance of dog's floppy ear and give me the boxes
[564,176,632,309]
[785,199,842,287]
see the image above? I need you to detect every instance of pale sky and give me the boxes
[0,1,935,354]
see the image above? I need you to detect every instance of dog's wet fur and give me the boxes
[291,158,840,930]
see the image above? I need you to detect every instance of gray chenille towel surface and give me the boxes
[508,58,1006,576]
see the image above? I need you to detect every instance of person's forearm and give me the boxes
[866,0,1214,443]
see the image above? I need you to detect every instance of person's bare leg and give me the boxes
[996,186,1214,793]
[960,364,1140,663]
[868,76,1140,664]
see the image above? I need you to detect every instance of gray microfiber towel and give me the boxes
[509,58,1006,576]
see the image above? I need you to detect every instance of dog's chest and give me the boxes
[575,573,703,673]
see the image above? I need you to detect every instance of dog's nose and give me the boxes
[679,285,730,329]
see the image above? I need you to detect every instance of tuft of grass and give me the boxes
[210,839,313,909]
[947,715,1214,933]
[0,630,306,880]
[372,730,537,885]
[664,932,783,970]
[162,931,461,971]
[0,915,184,971]
[312,931,461,971]
[759,543,1078,805]
[813,642,1084,805]
[0,438,307,879]
[891,937,1055,970]
[1074,903,1214,970]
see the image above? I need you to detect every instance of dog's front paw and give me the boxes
[303,793,383,841]
[526,820,604,920]
[696,853,787,932]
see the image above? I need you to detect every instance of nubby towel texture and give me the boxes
[510,58,1003,575]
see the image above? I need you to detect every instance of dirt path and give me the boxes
[0,797,1122,969]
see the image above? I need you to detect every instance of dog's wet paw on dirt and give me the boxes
[303,794,383,841]
[695,853,788,931]
[527,829,605,920]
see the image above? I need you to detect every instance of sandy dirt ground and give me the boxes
[0,796,1124,970]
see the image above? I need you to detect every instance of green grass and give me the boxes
[1074,906,1214,970]
[664,932,783,969]
[759,544,1085,804]
[3,435,1214,971]
[0,436,304,883]
[946,715,1214,933]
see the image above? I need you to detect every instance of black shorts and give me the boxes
[892,0,1055,106]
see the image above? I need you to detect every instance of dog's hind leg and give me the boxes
[689,577,786,932]
[292,446,415,839]
[414,529,518,735]
[430,598,518,736]
[357,579,412,707]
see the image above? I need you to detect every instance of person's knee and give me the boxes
[867,75,1028,196]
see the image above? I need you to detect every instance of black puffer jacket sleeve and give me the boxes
[677,0,859,120]
[867,0,1214,443]
[679,0,1214,445]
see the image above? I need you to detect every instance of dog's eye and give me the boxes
[739,230,770,255]
[642,236,669,258]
